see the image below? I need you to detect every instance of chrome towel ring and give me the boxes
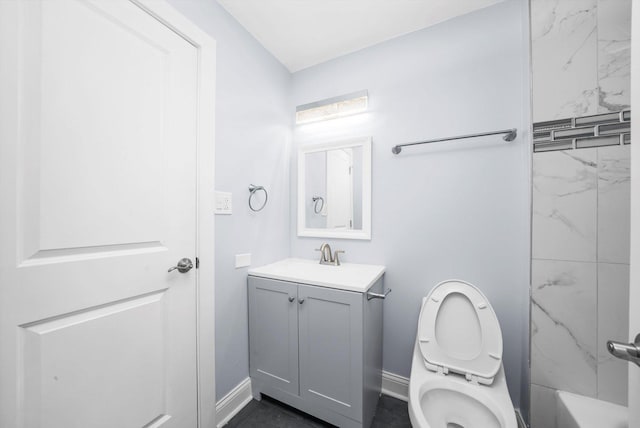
[248,184,268,212]
[312,196,324,214]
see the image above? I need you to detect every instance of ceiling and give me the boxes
[217,0,505,72]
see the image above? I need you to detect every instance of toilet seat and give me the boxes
[418,279,502,385]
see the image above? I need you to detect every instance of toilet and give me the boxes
[408,279,517,428]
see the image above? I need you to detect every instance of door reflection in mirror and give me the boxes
[305,146,363,230]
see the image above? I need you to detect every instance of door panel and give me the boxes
[19,0,195,262]
[248,277,299,395]
[27,0,167,254]
[0,1,199,427]
[22,292,167,428]
[298,285,363,421]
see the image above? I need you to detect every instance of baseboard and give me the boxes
[216,377,253,428]
[216,372,408,426]
[381,370,409,402]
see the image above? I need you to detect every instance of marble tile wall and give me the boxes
[597,0,632,113]
[597,146,631,264]
[532,150,597,262]
[532,0,631,122]
[532,0,598,121]
[530,1,631,426]
[530,146,630,428]
[597,263,629,405]
[531,259,597,396]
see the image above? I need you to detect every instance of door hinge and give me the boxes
[195,257,200,269]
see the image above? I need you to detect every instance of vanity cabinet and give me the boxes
[248,259,385,428]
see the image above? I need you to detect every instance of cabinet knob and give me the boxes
[298,298,305,304]
[288,296,295,303]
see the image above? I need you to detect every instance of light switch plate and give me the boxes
[215,191,232,214]
[235,253,251,268]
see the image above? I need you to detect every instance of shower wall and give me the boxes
[530,1,631,427]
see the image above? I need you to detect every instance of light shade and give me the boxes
[296,90,368,124]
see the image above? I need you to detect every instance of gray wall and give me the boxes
[165,0,292,400]
[290,0,531,411]
[168,0,533,409]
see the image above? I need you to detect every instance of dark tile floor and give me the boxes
[225,394,411,428]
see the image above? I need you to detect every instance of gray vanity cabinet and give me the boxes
[298,284,363,421]
[248,278,299,396]
[248,275,383,428]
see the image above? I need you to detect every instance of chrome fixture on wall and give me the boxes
[248,184,268,212]
[607,333,640,367]
[391,128,517,154]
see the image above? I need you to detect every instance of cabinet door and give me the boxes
[248,277,299,395]
[298,285,363,421]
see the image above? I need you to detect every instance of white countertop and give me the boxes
[248,258,386,293]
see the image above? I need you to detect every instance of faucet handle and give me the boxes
[333,250,345,266]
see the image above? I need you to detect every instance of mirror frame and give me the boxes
[297,137,372,240]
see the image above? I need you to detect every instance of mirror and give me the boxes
[297,137,371,239]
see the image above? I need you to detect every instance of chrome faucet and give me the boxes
[319,243,332,264]
[316,243,345,266]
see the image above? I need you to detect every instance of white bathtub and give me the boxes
[556,390,627,428]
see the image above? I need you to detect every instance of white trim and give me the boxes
[381,370,409,402]
[133,2,217,427]
[215,378,253,428]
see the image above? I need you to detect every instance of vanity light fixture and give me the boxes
[295,90,368,124]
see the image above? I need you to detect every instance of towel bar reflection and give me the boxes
[248,184,268,212]
[312,196,324,214]
[391,128,517,154]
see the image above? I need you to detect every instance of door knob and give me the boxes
[607,333,640,367]
[298,298,305,304]
[288,296,295,303]
[168,258,194,273]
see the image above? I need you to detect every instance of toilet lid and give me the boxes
[418,279,502,384]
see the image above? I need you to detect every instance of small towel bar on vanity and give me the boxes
[367,289,392,300]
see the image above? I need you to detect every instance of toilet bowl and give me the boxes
[408,280,517,428]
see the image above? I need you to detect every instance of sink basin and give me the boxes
[248,258,385,293]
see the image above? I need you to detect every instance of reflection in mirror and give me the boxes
[305,147,363,230]
[298,137,371,240]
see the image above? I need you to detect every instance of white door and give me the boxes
[0,1,202,427]
[326,148,354,229]
[630,2,640,425]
